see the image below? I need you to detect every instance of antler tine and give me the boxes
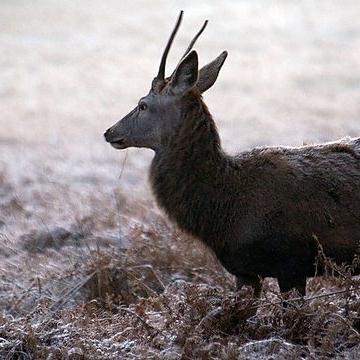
[182,19,208,59]
[168,19,208,80]
[157,10,184,80]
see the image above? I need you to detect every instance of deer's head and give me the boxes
[104,11,227,152]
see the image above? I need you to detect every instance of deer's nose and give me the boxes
[104,128,112,141]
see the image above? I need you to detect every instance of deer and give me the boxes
[104,11,360,298]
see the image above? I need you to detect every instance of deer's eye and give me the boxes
[139,102,147,111]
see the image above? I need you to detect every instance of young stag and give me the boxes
[105,12,360,297]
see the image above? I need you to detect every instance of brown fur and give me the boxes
[105,15,360,296]
[150,92,360,295]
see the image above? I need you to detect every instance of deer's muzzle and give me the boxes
[104,128,127,150]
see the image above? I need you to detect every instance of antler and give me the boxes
[157,10,184,81]
[181,19,208,60]
[168,19,208,80]
[155,11,208,86]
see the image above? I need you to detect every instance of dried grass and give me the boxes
[1,202,359,359]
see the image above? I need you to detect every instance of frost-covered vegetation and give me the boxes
[1,194,359,358]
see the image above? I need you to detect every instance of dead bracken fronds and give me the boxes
[0,209,359,359]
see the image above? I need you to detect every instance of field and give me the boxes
[1,0,360,358]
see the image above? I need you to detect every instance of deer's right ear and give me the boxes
[197,51,227,93]
[168,50,199,95]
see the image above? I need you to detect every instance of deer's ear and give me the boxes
[169,50,198,95]
[197,51,227,93]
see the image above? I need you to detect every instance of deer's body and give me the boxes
[150,94,360,294]
[105,12,360,296]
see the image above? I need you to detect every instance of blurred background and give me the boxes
[1,0,360,249]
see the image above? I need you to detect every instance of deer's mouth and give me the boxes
[104,130,127,149]
[110,139,127,149]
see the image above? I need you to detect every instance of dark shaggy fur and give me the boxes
[105,15,360,296]
[150,92,360,295]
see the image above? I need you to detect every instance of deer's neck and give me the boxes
[150,101,229,249]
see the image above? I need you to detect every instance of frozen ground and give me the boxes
[0,1,360,358]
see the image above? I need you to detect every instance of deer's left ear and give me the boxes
[168,50,199,95]
[197,51,227,94]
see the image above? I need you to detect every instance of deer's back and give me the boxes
[220,137,360,278]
